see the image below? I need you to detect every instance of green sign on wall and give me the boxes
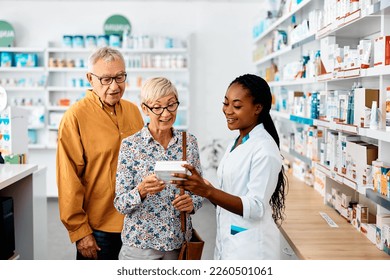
[103,15,131,37]
[0,21,15,47]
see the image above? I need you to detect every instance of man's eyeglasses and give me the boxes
[90,72,127,85]
[143,101,180,115]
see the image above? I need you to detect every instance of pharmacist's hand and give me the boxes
[76,234,101,259]
[171,164,213,198]
[172,193,194,213]
[138,174,165,199]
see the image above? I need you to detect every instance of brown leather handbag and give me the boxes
[178,131,205,260]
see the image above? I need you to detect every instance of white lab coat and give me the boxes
[214,124,282,260]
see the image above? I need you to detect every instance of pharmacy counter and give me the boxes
[280,174,390,260]
[0,164,47,259]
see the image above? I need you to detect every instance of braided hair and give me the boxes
[229,74,288,226]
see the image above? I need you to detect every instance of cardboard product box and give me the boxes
[383,224,390,255]
[353,88,379,127]
[367,223,377,244]
[320,36,336,73]
[345,141,378,186]
[341,193,351,208]
[376,215,390,250]
[154,161,188,182]
[314,168,326,197]
[356,204,369,231]
[312,127,324,162]
[372,160,384,193]
[374,36,390,67]
[380,165,390,197]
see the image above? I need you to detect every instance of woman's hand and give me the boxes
[171,164,214,198]
[138,174,165,199]
[172,193,194,213]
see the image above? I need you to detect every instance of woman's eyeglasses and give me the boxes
[143,101,180,115]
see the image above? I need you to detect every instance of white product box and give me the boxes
[367,223,377,245]
[320,36,336,73]
[356,204,369,230]
[154,160,188,182]
[353,88,379,127]
[374,36,390,67]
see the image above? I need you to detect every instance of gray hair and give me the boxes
[141,77,178,104]
[87,47,125,71]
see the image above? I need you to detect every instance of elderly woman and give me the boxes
[114,77,203,260]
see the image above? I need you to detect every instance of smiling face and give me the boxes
[222,83,262,136]
[87,58,126,106]
[142,93,178,133]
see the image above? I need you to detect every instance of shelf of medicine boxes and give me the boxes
[261,3,390,214]
[0,47,46,91]
[271,107,390,207]
[316,1,382,40]
[253,0,313,44]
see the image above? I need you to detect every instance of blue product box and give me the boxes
[0,52,13,67]
[109,34,121,47]
[97,35,109,47]
[28,129,38,144]
[73,35,84,48]
[15,53,38,67]
[85,35,97,49]
[63,35,73,48]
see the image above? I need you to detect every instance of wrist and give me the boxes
[138,182,147,198]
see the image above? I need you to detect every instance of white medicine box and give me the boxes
[154,161,188,182]
[353,88,379,127]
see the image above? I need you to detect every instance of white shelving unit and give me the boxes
[253,0,390,258]
[0,39,191,197]
[0,42,191,150]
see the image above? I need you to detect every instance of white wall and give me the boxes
[1,0,263,196]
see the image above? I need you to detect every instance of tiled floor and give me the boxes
[47,197,216,260]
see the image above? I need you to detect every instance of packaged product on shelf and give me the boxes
[386,86,390,131]
[353,88,379,128]
[97,35,109,47]
[62,35,73,48]
[0,52,13,67]
[109,34,121,48]
[358,39,372,69]
[369,101,379,130]
[356,204,369,231]
[73,35,84,48]
[374,36,390,67]
[372,160,384,193]
[85,35,97,49]
[380,165,390,197]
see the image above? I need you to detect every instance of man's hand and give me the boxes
[76,234,101,259]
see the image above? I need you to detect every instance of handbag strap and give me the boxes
[180,131,187,234]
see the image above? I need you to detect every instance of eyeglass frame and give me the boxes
[143,101,180,116]
[89,72,127,85]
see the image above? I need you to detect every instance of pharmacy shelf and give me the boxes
[316,2,381,39]
[47,47,187,54]
[254,32,316,66]
[0,47,45,53]
[3,87,45,92]
[47,86,88,92]
[268,78,317,87]
[366,189,390,212]
[289,149,312,167]
[0,67,45,72]
[315,162,361,193]
[253,0,312,44]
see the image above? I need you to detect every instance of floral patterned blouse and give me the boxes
[114,125,203,252]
